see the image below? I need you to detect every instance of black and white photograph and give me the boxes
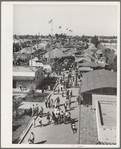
[1,1,120,148]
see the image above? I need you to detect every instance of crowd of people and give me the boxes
[27,70,81,144]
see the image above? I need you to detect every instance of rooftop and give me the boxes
[13,66,40,78]
[81,70,117,93]
[13,66,39,72]
[79,67,93,71]
[78,61,104,68]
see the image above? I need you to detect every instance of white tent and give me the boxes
[43,48,64,58]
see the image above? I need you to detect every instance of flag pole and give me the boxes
[51,20,53,36]
[31,40,32,66]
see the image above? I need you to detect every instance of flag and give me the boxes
[59,26,61,29]
[69,30,72,32]
[48,19,52,24]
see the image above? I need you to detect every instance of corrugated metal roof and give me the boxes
[13,76,34,81]
[78,61,103,68]
[81,70,117,93]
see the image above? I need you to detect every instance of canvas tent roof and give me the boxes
[96,50,103,54]
[20,47,35,54]
[79,67,93,71]
[43,48,64,58]
[81,70,117,93]
[75,57,91,63]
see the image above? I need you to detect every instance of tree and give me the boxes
[104,48,117,72]
[80,35,88,43]
[55,33,59,39]
[91,36,100,47]
[29,84,36,98]
[13,43,21,53]
[13,96,22,118]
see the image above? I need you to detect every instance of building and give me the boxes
[13,66,43,91]
[29,57,44,67]
[96,49,103,58]
[78,67,93,73]
[75,57,91,64]
[80,70,117,105]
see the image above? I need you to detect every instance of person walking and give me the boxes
[52,111,55,124]
[55,113,59,125]
[67,90,69,99]
[77,96,79,105]
[19,83,22,91]
[42,87,44,97]
[40,106,44,117]
[34,104,37,116]
[32,104,35,116]
[58,87,60,94]
[69,98,71,109]
[36,104,39,116]
[45,98,48,108]
[61,84,63,91]
[60,111,64,123]
[51,98,53,108]
[58,113,61,125]
[70,90,73,98]
[64,101,67,112]
[57,97,60,108]
[33,117,36,128]
[48,99,51,108]
[47,112,50,124]
[77,96,81,105]
[28,132,35,144]
[38,116,42,127]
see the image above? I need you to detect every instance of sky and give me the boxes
[13,3,118,36]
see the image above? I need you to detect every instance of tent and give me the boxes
[75,57,91,63]
[16,53,28,60]
[43,48,64,58]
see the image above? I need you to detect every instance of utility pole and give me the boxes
[78,91,82,144]
[78,103,81,144]
[48,19,53,37]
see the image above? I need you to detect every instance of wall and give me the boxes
[13,67,43,90]
[16,80,34,89]
[96,100,116,143]
[83,93,92,105]
[92,94,116,109]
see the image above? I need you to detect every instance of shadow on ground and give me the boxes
[13,125,21,131]
[35,140,47,144]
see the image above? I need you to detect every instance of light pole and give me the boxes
[75,67,78,87]
[78,102,81,144]
[78,92,82,144]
